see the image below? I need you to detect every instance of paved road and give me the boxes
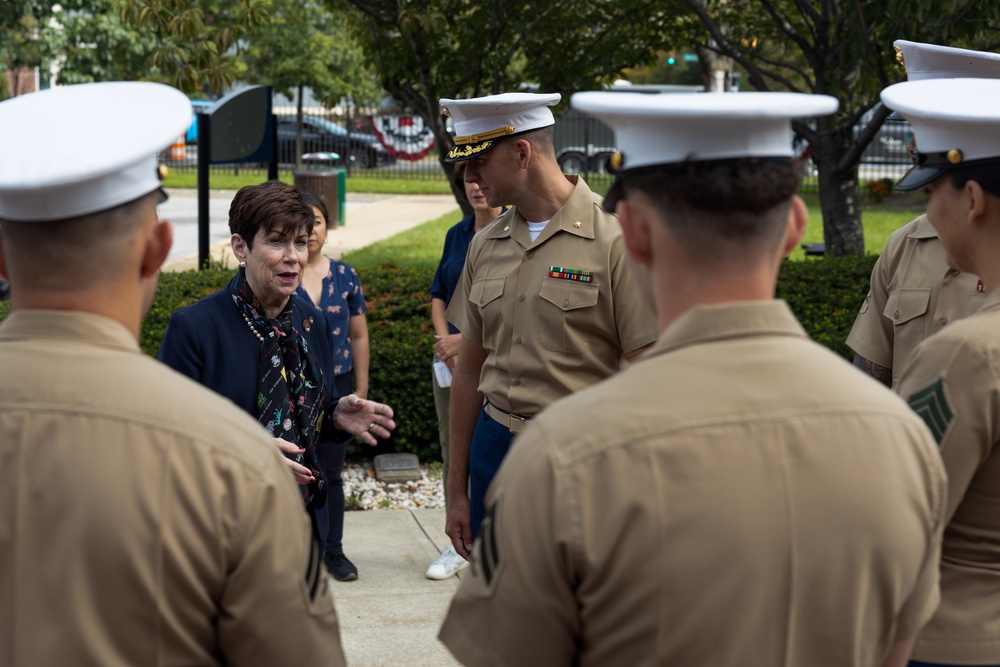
[158,188,374,265]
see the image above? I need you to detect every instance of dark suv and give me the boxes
[276,116,394,169]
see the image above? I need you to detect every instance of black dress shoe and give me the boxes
[325,552,358,581]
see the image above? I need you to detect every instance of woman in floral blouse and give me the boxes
[297,190,370,582]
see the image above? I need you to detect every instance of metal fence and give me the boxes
[163,105,913,194]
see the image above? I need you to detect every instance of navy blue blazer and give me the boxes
[158,288,340,428]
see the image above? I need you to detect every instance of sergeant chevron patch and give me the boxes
[907,378,954,445]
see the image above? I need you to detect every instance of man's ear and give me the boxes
[617,199,652,267]
[779,195,808,258]
[140,219,173,278]
[514,138,532,170]
[965,179,988,227]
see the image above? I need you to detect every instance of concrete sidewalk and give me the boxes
[158,191,467,665]
[162,193,459,272]
[335,509,462,666]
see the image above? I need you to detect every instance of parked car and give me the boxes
[857,114,913,165]
[556,145,617,174]
[276,116,394,169]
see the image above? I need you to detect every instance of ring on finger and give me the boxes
[369,422,376,431]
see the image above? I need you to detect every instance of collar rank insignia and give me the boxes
[907,377,954,445]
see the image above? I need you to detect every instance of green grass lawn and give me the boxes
[343,209,461,271]
[344,192,927,270]
[790,192,924,261]
[163,170,451,195]
[166,168,924,267]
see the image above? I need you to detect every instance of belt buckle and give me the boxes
[507,413,526,434]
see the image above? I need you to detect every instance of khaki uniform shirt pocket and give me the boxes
[538,276,600,353]
[885,287,931,380]
[470,277,506,350]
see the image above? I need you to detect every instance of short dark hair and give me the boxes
[618,159,802,262]
[300,190,331,229]
[948,163,1000,199]
[229,180,314,248]
[520,125,554,159]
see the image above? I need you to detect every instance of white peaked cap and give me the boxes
[570,91,838,170]
[439,92,560,162]
[894,40,1000,81]
[881,78,1000,190]
[0,81,191,222]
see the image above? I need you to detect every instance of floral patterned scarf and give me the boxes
[230,268,328,510]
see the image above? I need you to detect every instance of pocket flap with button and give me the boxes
[539,276,600,311]
[470,277,505,308]
[884,288,931,326]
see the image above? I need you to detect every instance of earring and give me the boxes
[239,261,246,268]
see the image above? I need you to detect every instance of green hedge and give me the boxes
[0,254,878,461]
[776,255,877,360]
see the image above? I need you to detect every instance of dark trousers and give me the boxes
[319,372,352,558]
[469,406,515,539]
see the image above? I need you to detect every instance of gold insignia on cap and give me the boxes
[609,152,623,172]
[894,44,905,68]
[447,140,495,160]
[454,125,516,144]
[947,149,964,164]
[157,163,170,181]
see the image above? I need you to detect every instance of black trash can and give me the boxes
[294,152,346,227]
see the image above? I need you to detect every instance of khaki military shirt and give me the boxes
[0,311,345,667]
[847,214,984,387]
[441,301,946,667]
[896,289,1000,665]
[446,176,657,415]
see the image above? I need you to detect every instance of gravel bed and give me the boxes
[341,461,446,511]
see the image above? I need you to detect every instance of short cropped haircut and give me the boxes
[618,159,802,263]
[519,126,555,159]
[300,190,331,229]
[0,191,158,291]
[949,163,1000,199]
[229,180,314,248]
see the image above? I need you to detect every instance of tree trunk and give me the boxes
[815,132,865,257]
[295,82,304,171]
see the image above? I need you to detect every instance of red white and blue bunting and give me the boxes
[369,115,436,161]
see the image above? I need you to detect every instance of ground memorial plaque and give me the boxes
[373,453,422,483]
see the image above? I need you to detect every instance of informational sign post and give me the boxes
[196,86,277,269]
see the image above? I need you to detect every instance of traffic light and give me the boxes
[667,50,676,65]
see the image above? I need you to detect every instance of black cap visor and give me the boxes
[894,165,944,191]
[444,138,501,163]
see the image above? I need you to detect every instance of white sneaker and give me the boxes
[426,545,470,580]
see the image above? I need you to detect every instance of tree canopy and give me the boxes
[675,0,1000,255]
[337,0,670,204]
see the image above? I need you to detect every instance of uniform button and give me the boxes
[940,316,949,326]
[513,379,521,386]
[516,337,522,344]
[893,309,900,320]
[562,299,570,307]
[952,270,961,277]
[526,252,534,259]
[519,294,526,302]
